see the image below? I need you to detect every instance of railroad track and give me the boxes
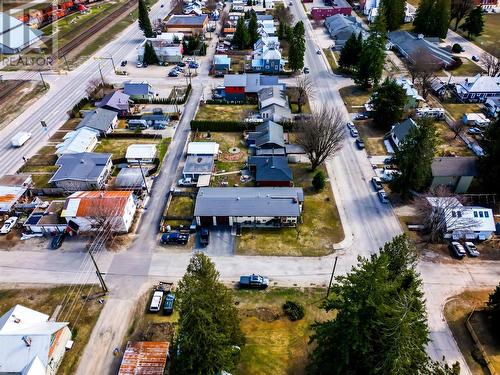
[57,0,138,58]
[0,80,29,104]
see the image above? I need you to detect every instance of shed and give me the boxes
[126,144,158,164]
[118,341,169,375]
[115,168,147,190]
[0,185,27,212]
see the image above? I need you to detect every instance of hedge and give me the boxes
[132,84,192,105]
[106,133,162,139]
[190,120,295,132]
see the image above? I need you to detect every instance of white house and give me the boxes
[126,144,158,164]
[426,197,496,240]
[390,118,418,149]
[462,113,491,127]
[61,191,137,233]
[56,128,99,156]
[454,74,500,103]
[0,304,71,375]
[187,142,220,157]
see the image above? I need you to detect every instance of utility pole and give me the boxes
[62,55,70,71]
[137,158,149,195]
[89,250,108,293]
[97,63,105,86]
[326,256,338,299]
[107,53,116,72]
[39,71,47,89]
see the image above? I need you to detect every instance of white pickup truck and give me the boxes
[11,132,32,147]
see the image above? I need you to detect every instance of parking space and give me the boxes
[193,227,235,256]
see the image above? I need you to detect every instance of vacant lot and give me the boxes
[94,137,167,159]
[459,14,500,58]
[442,102,483,122]
[165,196,194,217]
[237,165,344,256]
[339,85,372,112]
[195,104,258,121]
[0,285,104,375]
[435,122,473,156]
[236,287,333,375]
[355,119,388,156]
[444,289,499,375]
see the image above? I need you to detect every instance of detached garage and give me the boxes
[194,187,304,228]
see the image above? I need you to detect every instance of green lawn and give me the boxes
[339,85,372,112]
[459,14,500,58]
[237,165,344,256]
[94,138,163,159]
[355,119,388,156]
[0,286,104,375]
[441,102,483,121]
[195,104,258,121]
[443,58,484,76]
[323,48,338,72]
[165,196,194,217]
[158,138,170,162]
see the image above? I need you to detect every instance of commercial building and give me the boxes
[165,14,208,34]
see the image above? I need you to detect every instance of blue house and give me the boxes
[251,43,284,74]
[123,82,154,100]
[213,55,231,76]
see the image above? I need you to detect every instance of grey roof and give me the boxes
[166,14,208,26]
[431,156,478,177]
[96,91,130,111]
[248,156,293,181]
[285,144,306,154]
[123,82,152,96]
[141,114,169,124]
[392,118,417,143]
[389,31,455,67]
[115,168,147,188]
[224,74,247,87]
[223,73,281,92]
[257,15,274,21]
[194,187,304,217]
[49,152,111,183]
[76,108,117,133]
[455,74,500,95]
[183,155,215,174]
[249,121,285,148]
[255,148,286,156]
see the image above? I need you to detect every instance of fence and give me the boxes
[465,309,498,375]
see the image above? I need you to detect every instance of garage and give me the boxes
[199,216,212,226]
[215,216,229,226]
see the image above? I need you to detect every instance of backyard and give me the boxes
[237,164,344,257]
[434,121,473,156]
[165,195,194,217]
[443,58,484,76]
[355,119,388,156]
[441,102,484,122]
[0,285,104,375]
[94,137,169,159]
[339,85,372,112]
[195,104,258,122]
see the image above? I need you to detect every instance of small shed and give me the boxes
[115,168,147,190]
[126,144,158,164]
[118,341,169,375]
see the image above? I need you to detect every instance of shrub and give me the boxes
[312,171,326,192]
[452,43,463,53]
[283,300,305,321]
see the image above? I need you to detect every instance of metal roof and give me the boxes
[96,91,130,111]
[56,128,99,155]
[249,121,285,148]
[126,144,157,160]
[248,156,293,181]
[187,142,219,155]
[431,156,478,177]
[50,152,111,183]
[115,168,147,189]
[118,341,169,375]
[0,185,27,212]
[183,154,215,174]
[76,108,117,133]
[166,14,208,26]
[455,74,500,95]
[123,82,153,96]
[62,191,133,218]
[194,187,304,217]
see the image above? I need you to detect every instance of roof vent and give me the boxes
[12,315,20,324]
[198,157,202,163]
[236,196,240,200]
[22,336,32,347]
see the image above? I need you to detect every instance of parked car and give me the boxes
[355,138,365,149]
[371,176,383,191]
[468,127,483,135]
[161,232,189,245]
[471,55,479,62]
[355,113,368,120]
[289,0,293,4]
[168,70,180,77]
[377,191,389,204]
[186,57,195,62]
[136,61,143,68]
[200,227,210,246]
[178,177,195,186]
[50,233,66,249]
[464,242,480,257]
[163,293,175,315]
[120,60,127,67]
[349,127,359,137]
[346,122,355,130]
[384,156,396,165]
[303,67,310,74]
[238,274,269,289]
[0,217,18,234]
[316,49,321,55]
[149,290,164,312]
[189,62,199,69]
[449,241,466,259]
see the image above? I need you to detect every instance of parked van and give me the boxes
[149,291,164,312]
[127,119,148,130]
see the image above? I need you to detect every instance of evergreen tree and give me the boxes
[478,118,500,195]
[487,282,500,336]
[173,253,245,375]
[338,32,363,71]
[143,41,159,65]
[413,0,434,35]
[355,33,385,87]
[381,0,405,31]
[232,17,250,49]
[370,10,388,40]
[372,78,407,128]
[288,21,306,71]
[312,171,326,191]
[434,0,451,38]
[414,0,450,38]
[138,0,154,38]
[460,6,484,37]
[248,10,259,45]
[391,117,437,197]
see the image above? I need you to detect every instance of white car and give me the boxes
[377,191,389,204]
[464,242,480,257]
[136,61,143,68]
[468,127,483,135]
[178,177,195,186]
[0,217,18,234]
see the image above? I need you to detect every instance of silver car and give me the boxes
[464,242,480,257]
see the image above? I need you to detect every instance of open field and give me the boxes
[0,285,104,375]
[195,104,258,121]
[459,14,500,58]
[237,164,344,256]
[339,85,372,112]
[444,289,500,375]
[435,121,473,156]
[165,196,194,217]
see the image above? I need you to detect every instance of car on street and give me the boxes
[464,242,480,257]
[200,227,210,246]
[150,290,164,312]
[168,70,180,77]
[371,176,383,191]
[0,217,18,234]
[186,57,195,62]
[355,138,365,149]
[471,55,479,62]
[303,67,309,74]
[161,3,164,6]
[346,122,355,130]
[289,0,292,4]
[161,232,189,245]
[120,60,127,67]
[136,62,143,68]
[468,127,483,135]
[350,127,359,137]
[316,49,321,54]
[189,62,199,69]
[239,274,269,289]
[449,241,466,259]
[377,191,389,204]
[163,293,175,315]
[50,233,66,249]
[355,113,368,120]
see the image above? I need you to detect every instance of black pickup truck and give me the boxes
[238,274,269,289]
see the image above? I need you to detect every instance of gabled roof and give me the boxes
[248,156,293,181]
[395,77,424,101]
[61,191,133,218]
[250,120,285,148]
[76,108,117,133]
[56,128,99,155]
[96,91,130,111]
[431,156,478,177]
[455,74,500,94]
[258,86,288,108]
[392,118,417,143]
[49,152,112,183]
[223,73,282,92]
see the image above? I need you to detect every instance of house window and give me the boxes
[452,211,457,218]
[479,211,484,218]
[457,211,462,218]
[484,211,489,217]
[474,211,478,218]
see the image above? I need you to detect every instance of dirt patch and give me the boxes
[0,81,47,129]
[240,306,282,322]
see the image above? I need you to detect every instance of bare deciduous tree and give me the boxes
[451,0,474,30]
[449,120,466,139]
[171,0,185,14]
[414,186,480,243]
[406,50,440,99]
[480,51,500,77]
[273,3,294,25]
[294,106,345,170]
[295,76,315,114]
[85,78,105,100]
[206,0,217,12]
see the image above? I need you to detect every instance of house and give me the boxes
[485,97,500,117]
[165,14,208,34]
[115,168,147,191]
[222,73,285,101]
[194,187,304,227]
[0,304,71,374]
[0,185,28,212]
[0,12,43,54]
[126,144,158,164]
[257,19,276,35]
[426,197,496,240]
[96,91,131,116]
[75,108,118,136]
[395,77,425,110]
[324,15,367,50]
[462,113,491,127]
[182,155,215,181]
[187,142,219,157]
[138,38,183,64]
[123,82,154,101]
[389,31,455,68]
[431,156,478,193]
[213,54,231,76]
[118,341,169,375]
[248,155,293,186]
[55,127,99,155]
[24,200,68,234]
[258,86,293,122]
[246,120,285,151]
[49,152,113,192]
[454,74,500,103]
[61,191,137,233]
[390,117,417,149]
[252,43,284,73]
[311,1,352,21]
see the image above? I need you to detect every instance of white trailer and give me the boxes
[11,132,32,147]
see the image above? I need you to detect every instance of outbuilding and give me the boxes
[126,144,158,164]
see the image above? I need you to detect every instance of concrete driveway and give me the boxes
[193,227,235,257]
